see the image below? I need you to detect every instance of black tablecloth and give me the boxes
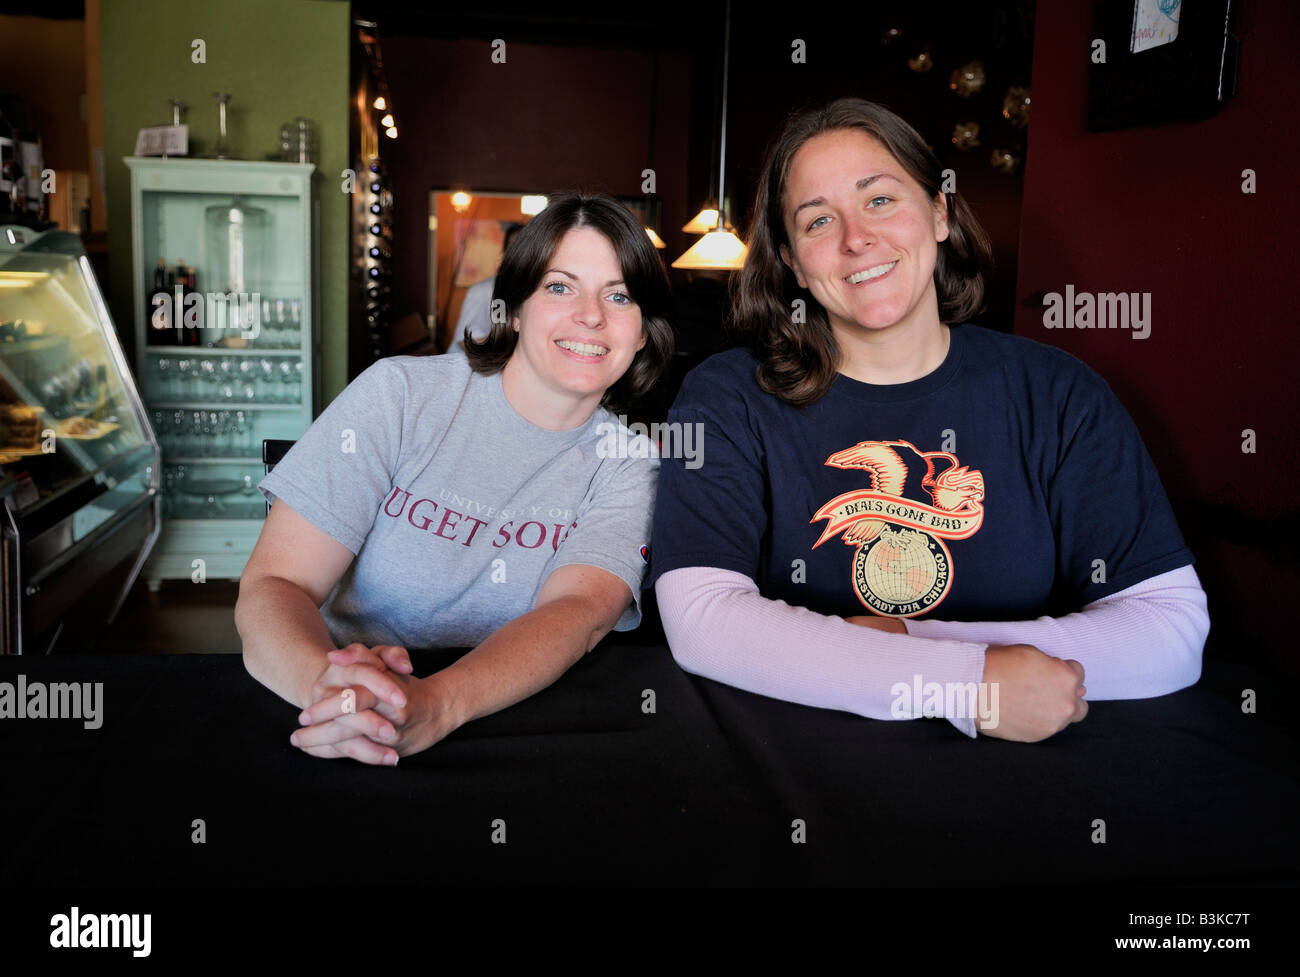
[1,646,1296,886]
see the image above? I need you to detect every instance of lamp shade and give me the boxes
[644,227,666,249]
[670,228,747,269]
[681,208,720,235]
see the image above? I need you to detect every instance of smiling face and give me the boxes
[779,128,949,341]
[506,225,646,417]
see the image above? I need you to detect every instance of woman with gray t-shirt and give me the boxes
[238,193,673,766]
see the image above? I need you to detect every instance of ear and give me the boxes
[933,192,950,244]
[779,243,807,289]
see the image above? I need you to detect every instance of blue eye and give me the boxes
[544,281,570,295]
[806,215,831,232]
[608,291,632,305]
[868,196,891,207]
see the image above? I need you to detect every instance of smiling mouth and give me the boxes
[845,261,898,284]
[555,339,609,357]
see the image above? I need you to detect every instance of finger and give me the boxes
[298,735,398,766]
[338,736,399,766]
[328,646,383,668]
[1063,658,1085,682]
[291,712,396,749]
[299,685,381,725]
[332,661,407,708]
[296,743,349,759]
[1071,696,1089,724]
[374,645,414,674]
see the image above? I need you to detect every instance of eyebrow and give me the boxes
[545,268,626,288]
[790,174,901,219]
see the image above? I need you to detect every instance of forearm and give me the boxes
[656,567,989,737]
[435,595,601,730]
[235,575,337,709]
[903,566,1208,698]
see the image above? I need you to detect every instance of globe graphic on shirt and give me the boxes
[862,527,938,603]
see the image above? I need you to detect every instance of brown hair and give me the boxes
[730,97,993,406]
[465,193,674,415]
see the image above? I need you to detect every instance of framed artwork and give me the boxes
[1087,0,1239,131]
[452,219,510,288]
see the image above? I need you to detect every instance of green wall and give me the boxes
[100,0,351,404]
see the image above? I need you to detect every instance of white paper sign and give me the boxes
[133,125,189,157]
[1131,0,1181,54]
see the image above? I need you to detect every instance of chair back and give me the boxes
[261,439,297,515]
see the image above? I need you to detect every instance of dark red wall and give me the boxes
[381,36,694,335]
[1017,1,1299,670]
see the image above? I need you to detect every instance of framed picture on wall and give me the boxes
[1087,0,1239,131]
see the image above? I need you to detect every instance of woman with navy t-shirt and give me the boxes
[649,98,1207,742]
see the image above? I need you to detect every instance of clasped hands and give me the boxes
[289,643,457,765]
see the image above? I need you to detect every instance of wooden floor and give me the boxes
[80,577,244,655]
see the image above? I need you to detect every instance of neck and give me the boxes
[833,314,950,386]
[500,355,600,431]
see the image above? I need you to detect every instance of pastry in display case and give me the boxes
[0,225,161,654]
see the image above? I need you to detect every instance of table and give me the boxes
[1,646,1296,886]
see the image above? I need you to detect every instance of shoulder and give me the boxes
[673,346,772,412]
[954,323,1114,403]
[463,277,494,302]
[681,346,760,387]
[363,352,474,388]
[329,354,475,420]
[590,407,661,476]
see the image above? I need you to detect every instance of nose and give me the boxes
[573,289,605,328]
[840,213,875,253]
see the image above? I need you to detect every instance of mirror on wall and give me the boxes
[427,190,663,353]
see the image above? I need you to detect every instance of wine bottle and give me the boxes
[176,260,197,346]
[166,264,179,346]
[150,258,173,345]
[186,265,202,345]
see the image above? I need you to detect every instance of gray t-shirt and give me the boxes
[258,353,657,649]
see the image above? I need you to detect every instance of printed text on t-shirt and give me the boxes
[380,485,578,551]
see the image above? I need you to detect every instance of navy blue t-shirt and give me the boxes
[648,323,1193,621]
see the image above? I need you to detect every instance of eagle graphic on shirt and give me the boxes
[810,440,985,618]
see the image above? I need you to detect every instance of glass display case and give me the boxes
[0,225,161,654]
[125,157,318,585]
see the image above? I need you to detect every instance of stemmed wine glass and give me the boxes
[156,357,173,400]
[199,358,217,401]
[258,358,276,402]
[175,359,193,401]
[278,360,295,402]
[204,92,237,160]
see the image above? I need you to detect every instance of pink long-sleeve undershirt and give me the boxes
[654,564,1207,738]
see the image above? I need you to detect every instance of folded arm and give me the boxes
[655,566,990,738]
[901,564,1207,699]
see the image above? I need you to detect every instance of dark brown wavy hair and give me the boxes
[730,97,993,406]
[465,192,674,415]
